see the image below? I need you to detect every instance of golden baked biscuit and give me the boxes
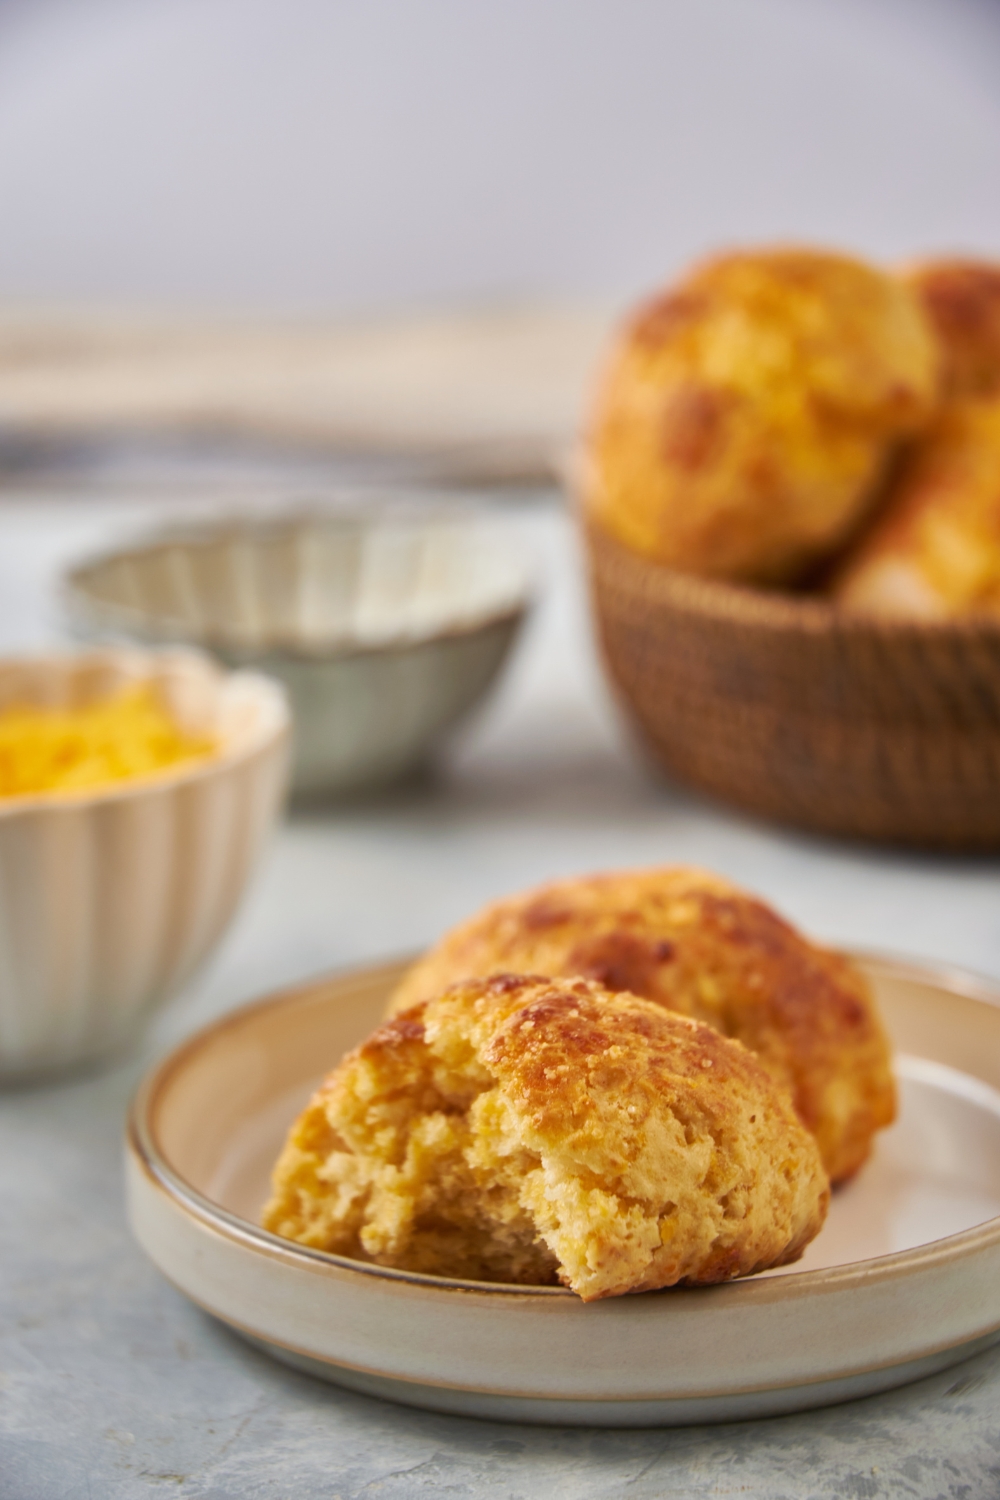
[905,260,1000,398]
[390,868,895,1184]
[584,248,939,583]
[830,397,1000,618]
[263,973,829,1300]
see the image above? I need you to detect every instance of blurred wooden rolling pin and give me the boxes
[0,305,615,483]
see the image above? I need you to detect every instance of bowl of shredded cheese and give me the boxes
[0,648,289,1081]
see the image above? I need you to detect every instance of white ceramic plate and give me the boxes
[126,955,1000,1426]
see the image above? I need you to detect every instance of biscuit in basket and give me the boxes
[905,259,1000,398]
[584,247,938,584]
[263,974,829,1300]
[830,398,1000,619]
[390,868,895,1185]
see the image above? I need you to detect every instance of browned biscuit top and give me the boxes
[584,247,939,583]
[390,867,896,1183]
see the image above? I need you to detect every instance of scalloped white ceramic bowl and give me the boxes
[63,508,532,797]
[0,649,289,1081]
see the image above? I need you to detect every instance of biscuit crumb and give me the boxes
[265,975,829,1300]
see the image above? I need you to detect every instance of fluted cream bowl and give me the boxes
[0,649,289,1082]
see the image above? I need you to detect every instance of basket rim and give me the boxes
[582,516,1000,642]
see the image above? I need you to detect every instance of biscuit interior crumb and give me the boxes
[264,975,829,1301]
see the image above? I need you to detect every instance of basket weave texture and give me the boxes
[586,521,1000,848]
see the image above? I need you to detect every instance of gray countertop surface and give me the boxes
[2,492,1000,1500]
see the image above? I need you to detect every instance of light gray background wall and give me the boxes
[1,0,999,314]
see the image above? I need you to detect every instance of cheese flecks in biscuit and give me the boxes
[584,247,939,584]
[263,975,829,1301]
[390,868,895,1185]
[830,398,1000,619]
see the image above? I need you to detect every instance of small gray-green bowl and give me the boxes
[63,505,533,797]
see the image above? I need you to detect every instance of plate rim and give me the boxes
[125,1219,1000,1403]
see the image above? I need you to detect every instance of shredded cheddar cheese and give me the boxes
[0,685,217,798]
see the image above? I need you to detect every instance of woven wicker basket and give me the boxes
[585,520,1000,848]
